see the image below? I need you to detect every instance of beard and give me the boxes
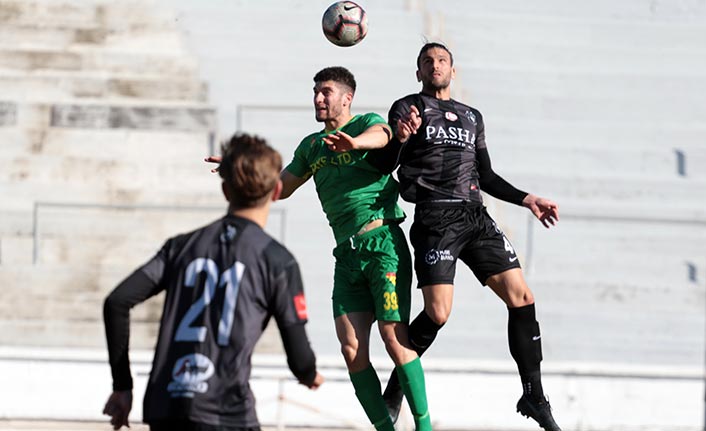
[314,104,342,122]
[425,75,451,92]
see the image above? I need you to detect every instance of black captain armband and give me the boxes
[381,125,392,141]
[477,147,528,206]
[366,136,403,174]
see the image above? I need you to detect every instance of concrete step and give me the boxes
[488,144,697,179]
[513,173,706,206]
[466,89,706,124]
[0,24,187,53]
[430,0,706,22]
[0,72,206,103]
[0,0,176,33]
[444,11,706,51]
[0,101,215,133]
[0,318,159,349]
[0,45,198,77]
[488,119,706,150]
[0,47,198,76]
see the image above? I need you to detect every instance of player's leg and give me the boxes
[364,223,432,430]
[486,268,560,430]
[382,204,463,422]
[377,321,431,431]
[333,242,395,431]
[466,207,560,430]
[335,312,395,431]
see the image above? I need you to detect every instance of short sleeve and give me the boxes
[285,134,317,179]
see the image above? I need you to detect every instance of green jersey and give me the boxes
[285,113,405,245]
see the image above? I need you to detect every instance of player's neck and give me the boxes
[324,113,353,132]
[421,87,451,101]
[231,205,269,228]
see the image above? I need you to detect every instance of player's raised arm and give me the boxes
[394,104,422,143]
[324,124,391,152]
[279,168,309,200]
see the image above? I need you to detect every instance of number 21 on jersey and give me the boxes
[174,258,245,346]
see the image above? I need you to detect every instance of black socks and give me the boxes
[408,310,445,356]
[508,303,545,400]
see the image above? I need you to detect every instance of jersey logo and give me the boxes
[220,225,237,243]
[465,110,477,124]
[167,353,215,397]
[385,272,397,286]
[445,112,458,121]
[294,293,308,320]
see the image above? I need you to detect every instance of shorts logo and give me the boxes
[425,249,453,265]
[385,272,397,286]
[167,353,214,397]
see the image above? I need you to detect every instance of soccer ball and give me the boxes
[322,1,368,47]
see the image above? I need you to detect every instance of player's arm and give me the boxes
[270,255,323,389]
[279,169,309,200]
[205,155,221,173]
[324,123,392,152]
[477,148,559,228]
[103,252,166,429]
[477,147,528,206]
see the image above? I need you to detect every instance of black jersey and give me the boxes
[104,214,314,428]
[389,93,486,203]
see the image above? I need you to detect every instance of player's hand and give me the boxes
[103,390,133,430]
[323,130,357,152]
[522,194,559,228]
[302,372,325,390]
[205,155,222,173]
[396,105,422,143]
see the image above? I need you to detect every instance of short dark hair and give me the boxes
[416,42,454,68]
[219,133,282,209]
[313,66,357,94]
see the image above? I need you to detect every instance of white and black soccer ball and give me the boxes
[321,1,368,47]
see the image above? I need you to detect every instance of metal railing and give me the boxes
[31,201,286,265]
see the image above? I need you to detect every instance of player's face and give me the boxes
[416,47,455,91]
[313,81,351,122]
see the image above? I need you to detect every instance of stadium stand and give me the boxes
[1,0,705,429]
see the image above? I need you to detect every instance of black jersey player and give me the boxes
[102,133,324,431]
[328,43,561,431]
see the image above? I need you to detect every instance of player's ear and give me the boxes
[343,91,353,108]
[271,180,283,202]
[222,182,232,202]
[416,69,421,82]
[451,66,456,80]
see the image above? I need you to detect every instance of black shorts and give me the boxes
[149,419,260,431]
[409,201,521,286]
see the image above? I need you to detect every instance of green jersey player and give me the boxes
[281,67,431,431]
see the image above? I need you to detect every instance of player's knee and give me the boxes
[507,287,534,307]
[425,306,450,325]
[339,342,365,368]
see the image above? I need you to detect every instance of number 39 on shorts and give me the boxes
[383,291,398,311]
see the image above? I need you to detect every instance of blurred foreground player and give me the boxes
[103,133,323,431]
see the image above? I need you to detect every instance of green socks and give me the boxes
[349,365,395,431]
[397,357,432,431]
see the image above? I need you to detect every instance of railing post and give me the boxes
[276,378,286,431]
[32,202,39,265]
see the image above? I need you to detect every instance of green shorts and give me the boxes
[332,223,412,322]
